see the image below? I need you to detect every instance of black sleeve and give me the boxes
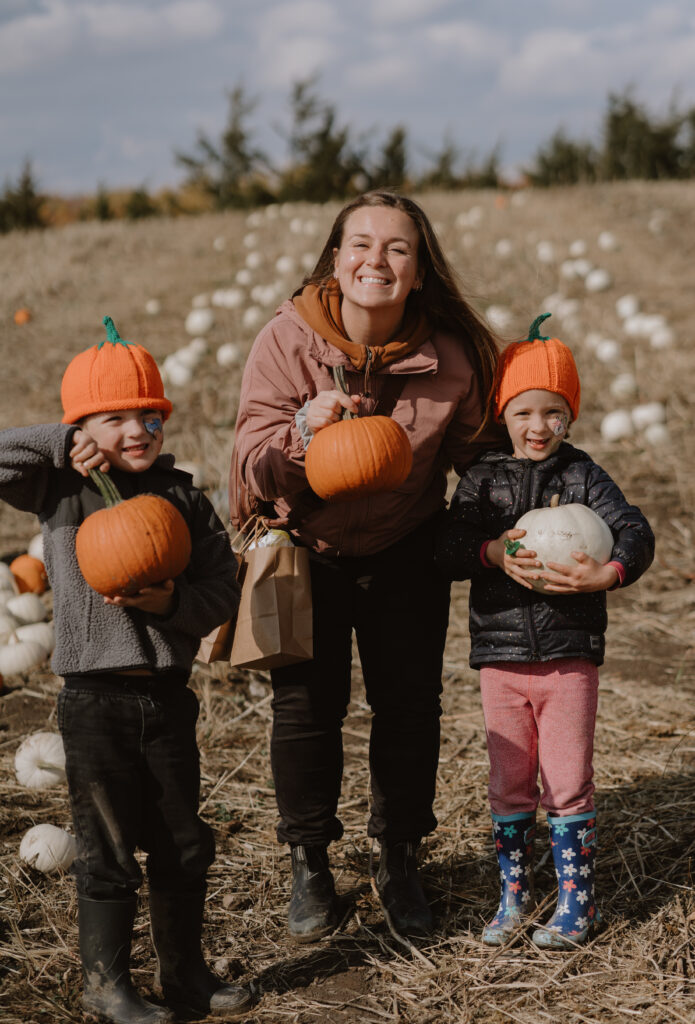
[434,467,493,581]
[586,462,655,587]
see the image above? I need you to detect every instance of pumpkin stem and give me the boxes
[332,365,355,420]
[527,313,552,342]
[550,493,560,507]
[88,468,123,508]
[98,315,133,351]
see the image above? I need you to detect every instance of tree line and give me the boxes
[4,80,695,231]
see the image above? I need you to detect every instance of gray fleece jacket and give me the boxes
[0,424,239,677]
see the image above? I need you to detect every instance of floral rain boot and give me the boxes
[532,812,601,949]
[482,812,536,945]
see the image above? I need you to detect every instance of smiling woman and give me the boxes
[229,189,501,943]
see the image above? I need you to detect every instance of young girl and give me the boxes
[436,314,654,949]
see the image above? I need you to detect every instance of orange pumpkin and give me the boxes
[10,554,48,594]
[305,415,412,501]
[75,470,192,598]
[13,308,32,325]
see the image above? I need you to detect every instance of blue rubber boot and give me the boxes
[532,812,601,949]
[482,812,536,945]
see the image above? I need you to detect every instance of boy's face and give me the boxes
[503,390,571,461]
[81,409,164,473]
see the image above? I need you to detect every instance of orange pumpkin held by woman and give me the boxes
[75,469,191,598]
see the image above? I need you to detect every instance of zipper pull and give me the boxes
[363,347,373,397]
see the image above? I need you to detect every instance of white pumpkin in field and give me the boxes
[514,495,614,592]
[19,824,77,873]
[6,593,47,624]
[15,731,65,788]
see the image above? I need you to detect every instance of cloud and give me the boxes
[0,0,225,73]
[367,0,451,26]
[425,18,510,66]
[254,1,340,88]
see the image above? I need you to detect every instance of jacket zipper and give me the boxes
[519,461,541,660]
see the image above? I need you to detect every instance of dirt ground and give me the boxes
[1,183,694,1023]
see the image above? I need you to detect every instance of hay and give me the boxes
[2,182,695,1022]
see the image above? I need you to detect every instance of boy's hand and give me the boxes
[485,529,542,590]
[104,579,176,615]
[70,429,110,475]
[540,553,619,593]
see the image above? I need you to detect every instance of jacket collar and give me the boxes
[276,299,439,376]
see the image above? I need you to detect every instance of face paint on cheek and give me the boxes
[144,417,162,438]
[551,413,568,437]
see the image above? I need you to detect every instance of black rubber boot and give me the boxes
[374,840,433,938]
[149,889,252,1019]
[288,844,340,942]
[78,896,173,1024]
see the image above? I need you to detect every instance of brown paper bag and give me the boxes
[196,551,242,664]
[229,544,313,670]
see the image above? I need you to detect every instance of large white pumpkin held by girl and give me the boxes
[513,494,614,592]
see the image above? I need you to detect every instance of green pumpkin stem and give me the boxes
[98,315,133,350]
[527,312,552,342]
[88,468,123,507]
[332,365,355,421]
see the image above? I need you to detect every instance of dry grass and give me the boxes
[1,182,695,1022]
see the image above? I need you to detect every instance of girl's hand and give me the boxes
[70,429,110,476]
[485,528,542,590]
[104,580,176,615]
[540,553,619,593]
[306,390,361,432]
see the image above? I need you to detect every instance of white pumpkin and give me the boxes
[6,593,47,624]
[15,731,66,788]
[514,497,614,592]
[184,308,214,336]
[601,410,634,442]
[27,533,44,561]
[13,621,54,656]
[19,824,77,873]
[0,611,19,642]
[0,639,47,675]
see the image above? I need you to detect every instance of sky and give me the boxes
[2,0,695,195]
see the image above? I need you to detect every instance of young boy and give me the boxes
[435,314,654,949]
[0,317,251,1022]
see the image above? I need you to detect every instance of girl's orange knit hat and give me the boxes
[61,316,173,424]
[494,313,580,420]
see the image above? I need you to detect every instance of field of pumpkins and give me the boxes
[0,181,694,1024]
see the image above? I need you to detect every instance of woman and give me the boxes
[230,190,499,941]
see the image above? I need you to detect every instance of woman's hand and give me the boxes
[540,553,619,593]
[70,429,110,475]
[306,390,361,432]
[485,529,542,590]
[104,579,176,615]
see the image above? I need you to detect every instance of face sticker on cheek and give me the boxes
[144,416,163,438]
[551,413,568,437]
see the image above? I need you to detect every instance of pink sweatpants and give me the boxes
[479,658,599,817]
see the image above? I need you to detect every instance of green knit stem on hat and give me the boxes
[527,312,552,342]
[98,315,133,350]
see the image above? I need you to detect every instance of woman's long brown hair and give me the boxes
[296,190,500,435]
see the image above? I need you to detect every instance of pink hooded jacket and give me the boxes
[233,300,493,557]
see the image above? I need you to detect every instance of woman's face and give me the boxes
[333,205,421,318]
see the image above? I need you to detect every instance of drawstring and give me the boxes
[364,347,373,397]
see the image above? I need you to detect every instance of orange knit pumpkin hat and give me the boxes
[61,316,173,424]
[494,313,580,420]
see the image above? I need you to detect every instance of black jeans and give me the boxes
[57,671,214,900]
[270,520,451,847]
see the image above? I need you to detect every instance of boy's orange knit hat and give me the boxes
[494,313,581,420]
[61,315,173,424]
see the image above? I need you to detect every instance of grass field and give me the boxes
[1,182,694,1023]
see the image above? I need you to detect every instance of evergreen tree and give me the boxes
[124,185,158,219]
[1,160,44,231]
[370,125,408,190]
[175,85,272,208]
[527,129,598,186]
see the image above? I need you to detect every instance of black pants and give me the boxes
[270,520,451,847]
[57,671,215,900]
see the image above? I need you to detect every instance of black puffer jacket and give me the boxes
[435,443,654,667]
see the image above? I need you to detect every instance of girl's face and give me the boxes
[503,390,571,461]
[332,205,421,320]
[81,408,164,472]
